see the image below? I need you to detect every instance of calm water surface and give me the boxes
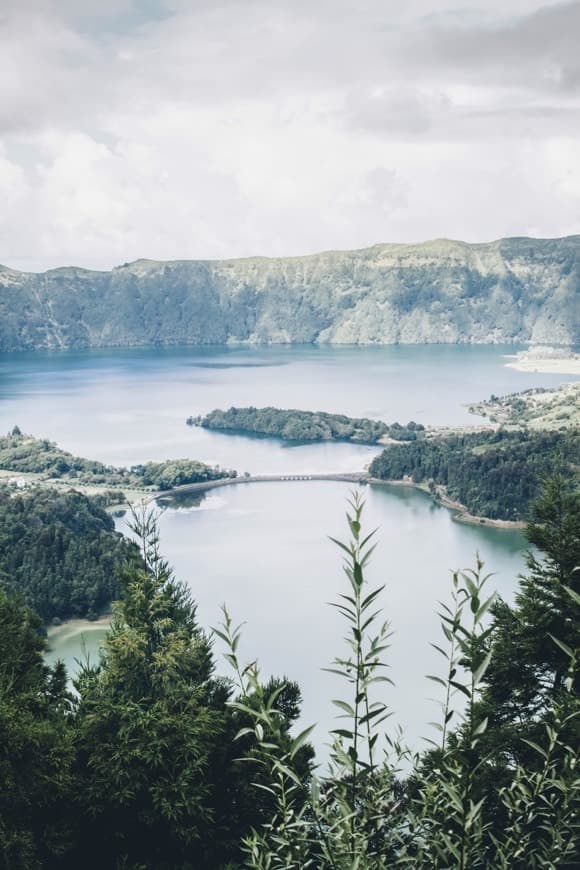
[45,620,109,675]
[1,343,575,473]
[120,480,528,752]
[1,344,569,751]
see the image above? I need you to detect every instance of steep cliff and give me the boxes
[1,235,578,350]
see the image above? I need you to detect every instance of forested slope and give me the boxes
[369,428,580,520]
[0,488,134,621]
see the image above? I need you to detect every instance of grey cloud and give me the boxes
[343,87,450,137]
[3,1,577,137]
[408,0,580,92]
[1,0,580,270]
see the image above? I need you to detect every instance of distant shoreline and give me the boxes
[504,347,580,375]
[46,615,112,647]
[506,359,580,374]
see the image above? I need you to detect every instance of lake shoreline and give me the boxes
[155,473,527,529]
[504,346,580,375]
[46,472,525,643]
[367,478,526,529]
[46,614,112,648]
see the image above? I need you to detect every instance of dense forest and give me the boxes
[369,427,580,520]
[0,429,234,493]
[0,479,578,868]
[0,488,135,622]
[191,406,425,443]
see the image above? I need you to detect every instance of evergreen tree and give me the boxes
[481,475,580,765]
[69,510,228,869]
[68,509,310,869]
[0,588,73,869]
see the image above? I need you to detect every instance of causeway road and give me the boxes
[153,472,370,501]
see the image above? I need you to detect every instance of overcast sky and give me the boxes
[1,0,580,271]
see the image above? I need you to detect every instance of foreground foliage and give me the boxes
[66,509,311,870]
[0,479,577,867]
[0,588,72,868]
[219,485,579,867]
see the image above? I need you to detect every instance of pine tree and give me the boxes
[69,510,228,869]
[68,509,307,869]
[0,587,73,869]
[481,475,580,759]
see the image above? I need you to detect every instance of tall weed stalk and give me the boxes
[216,494,579,868]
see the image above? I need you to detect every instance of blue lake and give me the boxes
[2,343,573,751]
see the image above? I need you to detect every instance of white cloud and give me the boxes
[1,0,579,270]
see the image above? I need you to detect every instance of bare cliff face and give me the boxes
[0,236,578,351]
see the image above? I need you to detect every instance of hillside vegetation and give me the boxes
[0,488,134,621]
[369,428,580,520]
[1,235,579,350]
[470,381,580,429]
[0,429,234,494]
[1,484,578,867]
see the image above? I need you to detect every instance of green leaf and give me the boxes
[360,708,387,725]
[361,585,385,611]
[473,717,488,737]
[449,680,471,698]
[265,682,287,712]
[563,584,580,606]
[521,739,548,759]
[332,699,355,717]
[348,518,361,538]
[426,674,447,687]
[475,593,497,623]
[290,724,316,758]
[233,726,255,741]
[331,728,354,740]
[473,651,492,686]
[328,536,354,556]
[548,634,573,658]
[430,643,449,658]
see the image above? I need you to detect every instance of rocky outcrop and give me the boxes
[1,235,579,350]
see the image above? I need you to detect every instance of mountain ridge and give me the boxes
[5,234,580,275]
[1,235,579,350]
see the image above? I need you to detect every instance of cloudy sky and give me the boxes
[1,0,579,271]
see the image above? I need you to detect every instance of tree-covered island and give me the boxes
[188,406,425,443]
